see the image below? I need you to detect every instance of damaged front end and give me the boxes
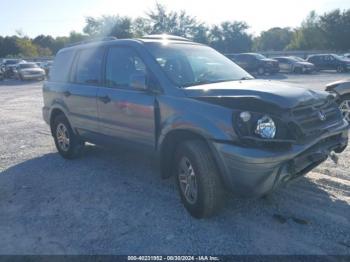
[185,81,349,196]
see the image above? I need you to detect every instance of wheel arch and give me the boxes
[158,129,226,184]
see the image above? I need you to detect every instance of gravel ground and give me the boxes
[0,72,349,255]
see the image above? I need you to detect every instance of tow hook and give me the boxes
[329,151,339,164]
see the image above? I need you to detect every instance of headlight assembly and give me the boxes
[255,115,276,139]
[235,111,294,142]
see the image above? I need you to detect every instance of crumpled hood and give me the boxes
[184,80,331,110]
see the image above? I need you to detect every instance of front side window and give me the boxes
[105,47,147,89]
[75,48,104,85]
[145,43,252,87]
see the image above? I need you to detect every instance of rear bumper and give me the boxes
[211,121,349,197]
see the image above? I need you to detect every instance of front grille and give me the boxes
[291,99,342,137]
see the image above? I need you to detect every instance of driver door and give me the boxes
[97,46,156,147]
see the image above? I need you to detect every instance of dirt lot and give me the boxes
[0,72,349,255]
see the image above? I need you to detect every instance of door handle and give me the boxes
[63,90,71,97]
[98,95,111,104]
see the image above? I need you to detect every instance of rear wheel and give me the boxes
[257,67,265,75]
[52,114,84,159]
[339,94,350,123]
[174,140,224,218]
[336,65,345,73]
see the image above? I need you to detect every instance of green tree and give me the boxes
[209,21,252,53]
[83,15,133,38]
[16,38,39,57]
[146,3,208,41]
[0,36,20,57]
[254,27,293,51]
[287,11,326,50]
[319,9,350,51]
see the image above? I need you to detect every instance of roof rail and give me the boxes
[141,34,190,41]
[66,36,117,47]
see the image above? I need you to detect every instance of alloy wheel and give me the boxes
[339,99,350,122]
[56,123,70,151]
[178,157,198,205]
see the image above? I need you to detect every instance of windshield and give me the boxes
[291,56,305,62]
[145,43,253,87]
[19,63,38,69]
[252,53,267,59]
[285,57,300,62]
[5,60,20,65]
[332,54,348,61]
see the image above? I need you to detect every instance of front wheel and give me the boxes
[174,140,224,218]
[339,94,350,123]
[257,67,265,75]
[52,114,84,159]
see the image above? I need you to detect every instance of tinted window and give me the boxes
[75,48,104,85]
[146,43,252,87]
[50,50,75,82]
[105,47,146,89]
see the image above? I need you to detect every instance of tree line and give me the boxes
[1,4,349,58]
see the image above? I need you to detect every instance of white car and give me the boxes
[15,62,46,81]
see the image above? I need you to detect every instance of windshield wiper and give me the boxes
[239,77,254,80]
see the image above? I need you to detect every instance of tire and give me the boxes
[336,65,344,73]
[338,94,350,123]
[294,67,302,74]
[52,114,84,159]
[174,140,224,218]
[257,67,265,75]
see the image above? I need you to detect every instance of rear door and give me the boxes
[97,46,156,147]
[64,47,105,135]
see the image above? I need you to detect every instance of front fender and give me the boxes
[157,95,237,150]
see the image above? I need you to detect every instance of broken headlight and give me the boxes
[235,111,293,141]
[255,115,276,139]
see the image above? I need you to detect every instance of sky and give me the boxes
[0,0,349,37]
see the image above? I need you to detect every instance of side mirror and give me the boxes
[130,73,147,91]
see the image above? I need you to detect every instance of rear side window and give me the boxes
[74,48,104,85]
[49,50,75,82]
[105,47,147,89]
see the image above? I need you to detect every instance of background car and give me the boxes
[3,59,25,78]
[273,56,315,73]
[326,79,350,123]
[307,54,350,72]
[15,62,46,81]
[227,53,279,75]
[42,61,53,76]
[343,53,350,59]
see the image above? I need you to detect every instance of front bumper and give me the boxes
[21,74,45,80]
[265,66,279,74]
[211,120,349,197]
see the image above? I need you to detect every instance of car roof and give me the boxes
[59,34,199,54]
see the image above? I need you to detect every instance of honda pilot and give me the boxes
[43,35,348,218]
